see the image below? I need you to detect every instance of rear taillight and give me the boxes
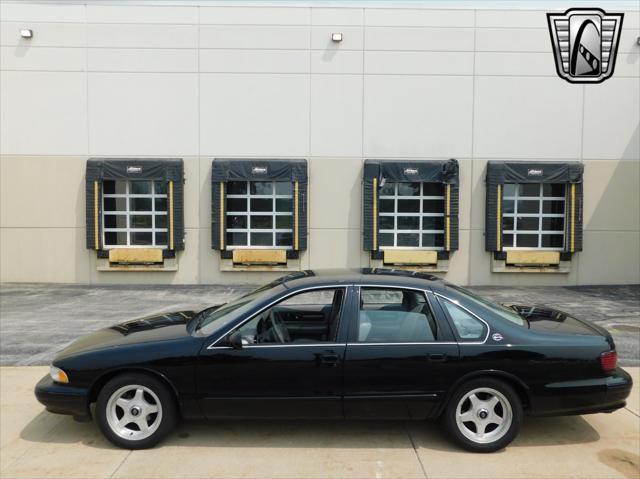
[600,350,617,371]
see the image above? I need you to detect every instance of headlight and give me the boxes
[49,366,69,384]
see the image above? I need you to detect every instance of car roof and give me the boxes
[275,268,446,292]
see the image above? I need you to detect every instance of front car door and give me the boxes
[196,285,354,419]
[343,285,460,419]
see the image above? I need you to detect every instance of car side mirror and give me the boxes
[227,331,243,350]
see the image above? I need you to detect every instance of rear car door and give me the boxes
[196,285,354,419]
[343,286,460,419]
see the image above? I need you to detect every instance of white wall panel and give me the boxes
[1,22,85,47]
[364,75,473,158]
[199,25,309,50]
[200,6,309,25]
[88,73,198,156]
[364,27,474,52]
[0,71,87,155]
[200,73,309,156]
[1,46,85,71]
[310,75,362,157]
[87,24,197,49]
[476,28,551,52]
[87,5,198,24]
[0,3,85,23]
[474,76,582,159]
[476,10,548,28]
[311,26,363,50]
[475,52,556,76]
[311,50,362,74]
[365,51,473,75]
[364,8,474,28]
[88,48,197,73]
[200,49,308,73]
[311,8,363,26]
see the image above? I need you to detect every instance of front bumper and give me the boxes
[532,367,633,416]
[34,375,91,421]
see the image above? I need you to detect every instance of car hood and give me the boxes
[55,310,198,359]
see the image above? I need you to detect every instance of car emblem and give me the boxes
[547,8,624,84]
[492,333,503,342]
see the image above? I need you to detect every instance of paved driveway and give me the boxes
[1,283,638,366]
[0,367,638,479]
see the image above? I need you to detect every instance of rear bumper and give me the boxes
[531,367,633,416]
[34,375,91,421]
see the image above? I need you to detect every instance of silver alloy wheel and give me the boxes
[455,387,513,444]
[106,384,163,441]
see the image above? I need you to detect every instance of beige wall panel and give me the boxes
[0,156,85,228]
[199,6,310,25]
[199,26,309,50]
[0,46,85,71]
[308,157,361,230]
[199,49,308,74]
[87,24,197,49]
[86,5,198,24]
[200,74,309,157]
[474,77,582,159]
[583,160,640,232]
[311,8,363,26]
[88,49,198,73]
[364,9,474,28]
[457,159,473,231]
[0,71,87,155]
[583,78,640,160]
[470,159,487,231]
[364,51,473,75]
[311,26,363,50]
[0,22,86,47]
[578,231,640,285]
[310,50,362,74]
[443,228,470,285]
[364,75,473,158]
[364,27,474,52]
[182,157,200,230]
[91,227,200,284]
[198,157,213,232]
[309,228,362,269]
[88,73,198,156]
[0,227,91,283]
[0,3,85,23]
[310,75,363,157]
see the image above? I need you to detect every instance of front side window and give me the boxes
[233,288,345,344]
[358,288,438,342]
[226,181,293,249]
[502,183,565,250]
[102,180,168,248]
[378,182,445,249]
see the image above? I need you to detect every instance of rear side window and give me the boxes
[357,288,438,342]
[439,298,487,341]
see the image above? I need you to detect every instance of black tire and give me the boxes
[443,378,523,453]
[96,373,178,449]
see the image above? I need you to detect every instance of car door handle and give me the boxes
[428,353,447,362]
[317,353,339,367]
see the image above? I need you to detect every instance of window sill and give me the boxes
[370,257,449,273]
[96,256,178,272]
[492,258,571,274]
[219,254,300,273]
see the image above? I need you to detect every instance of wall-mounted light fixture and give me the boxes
[331,32,343,43]
[20,29,33,39]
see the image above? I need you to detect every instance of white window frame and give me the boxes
[102,180,168,249]
[378,182,445,251]
[226,180,293,250]
[502,183,565,251]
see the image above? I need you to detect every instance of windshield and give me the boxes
[195,283,283,336]
[446,285,526,327]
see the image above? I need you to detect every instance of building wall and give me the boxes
[0,1,639,285]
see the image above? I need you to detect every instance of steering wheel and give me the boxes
[267,311,290,343]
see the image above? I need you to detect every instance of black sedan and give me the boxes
[35,269,632,452]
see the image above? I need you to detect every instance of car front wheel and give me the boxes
[443,378,522,453]
[96,373,177,449]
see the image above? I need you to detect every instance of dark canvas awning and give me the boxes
[86,158,184,182]
[212,159,307,183]
[486,161,583,184]
[365,159,459,184]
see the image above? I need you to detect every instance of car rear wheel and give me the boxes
[96,373,177,449]
[443,378,522,453]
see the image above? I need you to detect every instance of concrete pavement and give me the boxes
[0,366,638,479]
[1,283,639,366]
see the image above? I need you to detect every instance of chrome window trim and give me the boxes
[434,292,490,344]
[347,342,458,346]
[206,284,350,349]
